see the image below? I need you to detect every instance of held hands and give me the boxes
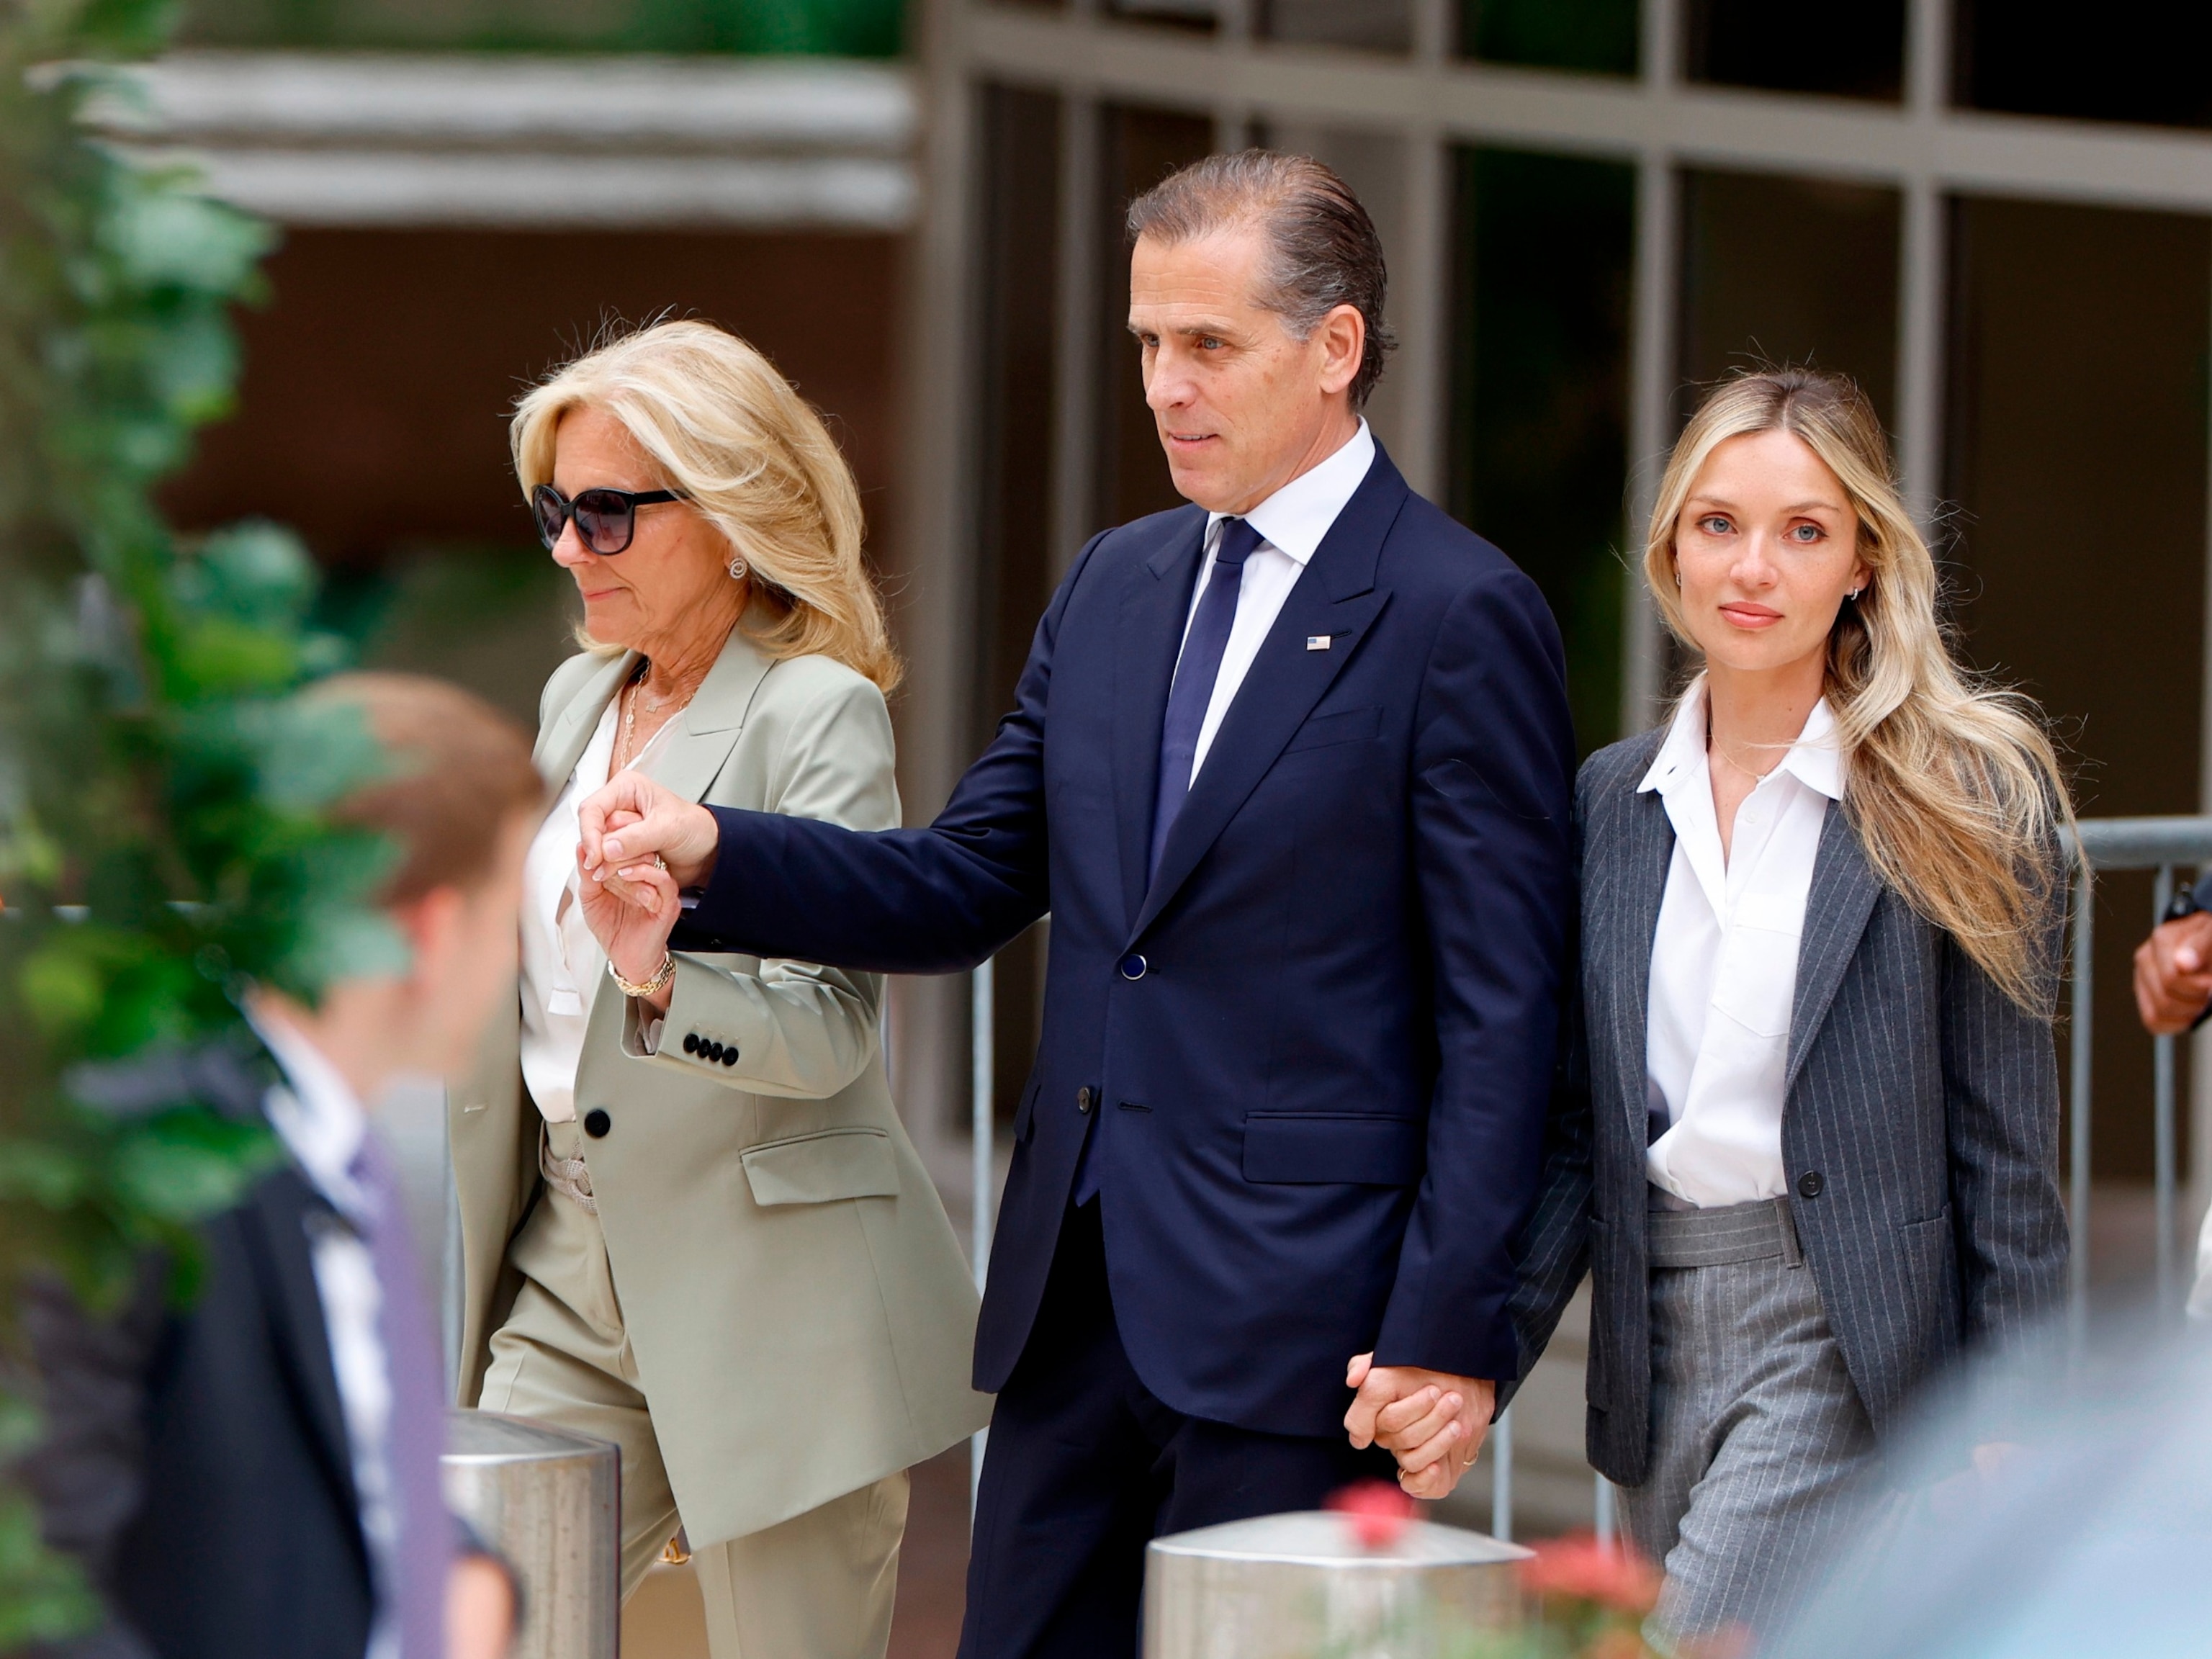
[575,809,682,1015]
[2134,912,2212,1035]
[577,770,721,894]
[1344,1353,1495,1501]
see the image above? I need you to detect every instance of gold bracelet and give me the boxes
[608,953,676,999]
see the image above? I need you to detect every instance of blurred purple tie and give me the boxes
[1149,516,1264,880]
[349,1130,453,1659]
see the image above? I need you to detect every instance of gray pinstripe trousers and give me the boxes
[1619,1196,1877,1647]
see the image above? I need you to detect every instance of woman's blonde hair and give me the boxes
[512,319,902,693]
[1644,367,2071,1012]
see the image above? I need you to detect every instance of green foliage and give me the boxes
[177,0,905,58]
[0,2,386,1642]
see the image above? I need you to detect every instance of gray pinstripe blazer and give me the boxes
[1509,728,2069,1487]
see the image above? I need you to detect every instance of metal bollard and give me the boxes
[1143,1510,1531,1659]
[443,1408,621,1659]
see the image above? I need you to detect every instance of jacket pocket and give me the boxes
[741,1126,900,1206]
[1242,1112,1423,1185]
[1282,706,1384,754]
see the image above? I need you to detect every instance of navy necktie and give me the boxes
[348,1131,453,1659]
[1149,516,1264,879]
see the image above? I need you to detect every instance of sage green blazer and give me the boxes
[451,626,992,1548]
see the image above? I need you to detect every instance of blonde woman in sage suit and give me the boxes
[452,320,989,1659]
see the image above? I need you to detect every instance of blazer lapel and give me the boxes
[534,650,638,787]
[1785,802,1882,1094]
[243,1166,361,1519]
[1601,762,1675,1146]
[1128,454,1408,944]
[645,629,776,805]
[1110,510,1208,932]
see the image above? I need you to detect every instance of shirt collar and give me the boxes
[1636,678,1843,803]
[1205,418,1375,566]
[248,1005,372,1218]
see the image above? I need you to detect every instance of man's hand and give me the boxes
[577,770,721,891]
[2135,911,2212,1035]
[1344,1352,1495,1501]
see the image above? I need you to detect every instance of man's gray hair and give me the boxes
[1126,149,1396,408]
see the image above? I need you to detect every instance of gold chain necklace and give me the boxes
[616,662,688,773]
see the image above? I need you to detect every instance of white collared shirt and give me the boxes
[1173,418,1376,786]
[251,1011,401,1659]
[1640,682,1842,1208]
[518,696,676,1121]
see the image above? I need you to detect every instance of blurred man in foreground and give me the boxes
[22,673,542,1659]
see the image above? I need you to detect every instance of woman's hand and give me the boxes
[576,837,681,1015]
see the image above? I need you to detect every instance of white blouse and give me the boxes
[518,697,673,1124]
[1640,683,1841,1208]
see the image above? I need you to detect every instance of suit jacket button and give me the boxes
[706,1040,724,1061]
[1076,1087,1094,1115]
[682,1033,699,1055]
[1119,953,1147,981]
[584,1108,611,1139]
[721,1047,739,1066]
[1797,1171,1824,1199]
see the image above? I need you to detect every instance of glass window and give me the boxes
[1462,0,1636,76]
[1684,0,1904,100]
[1096,104,1217,531]
[1956,0,2212,130]
[1448,148,1636,756]
[972,84,1063,741]
[1106,0,1219,32]
[1946,197,2211,1182]
[1261,0,1410,53]
[1677,170,1900,429]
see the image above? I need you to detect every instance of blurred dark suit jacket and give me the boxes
[21,1040,376,1659]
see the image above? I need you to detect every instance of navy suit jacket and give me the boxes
[676,446,1575,1436]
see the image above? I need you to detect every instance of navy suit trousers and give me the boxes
[958,1200,1394,1659]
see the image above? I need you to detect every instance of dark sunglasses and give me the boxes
[532,483,685,556]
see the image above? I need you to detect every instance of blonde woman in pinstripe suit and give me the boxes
[1509,368,2070,1649]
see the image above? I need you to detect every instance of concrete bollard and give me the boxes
[1143,1510,1531,1659]
[442,1408,621,1659]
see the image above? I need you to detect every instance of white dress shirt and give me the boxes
[1640,683,1842,1209]
[1172,418,1376,788]
[251,1012,403,1659]
[519,695,675,1122]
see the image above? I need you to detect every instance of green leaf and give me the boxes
[18,940,104,1036]
[111,1112,283,1223]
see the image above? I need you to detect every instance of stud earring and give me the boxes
[729,555,749,581]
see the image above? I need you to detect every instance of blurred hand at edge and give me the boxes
[2134,912,2212,1035]
[1344,1352,1494,1501]
[448,1553,517,1659]
[577,770,720,893]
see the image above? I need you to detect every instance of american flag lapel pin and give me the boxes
[1306,634,1331,651]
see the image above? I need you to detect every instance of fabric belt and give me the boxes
[540,1120,597,1215]
[1645,1192,1803,1269]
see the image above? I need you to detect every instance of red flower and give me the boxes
[1516,1533,1662,1615]
[1326,1480,1417,1550]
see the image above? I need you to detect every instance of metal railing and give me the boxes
[2067,815,2212,1329]
[961,815,2212,1538]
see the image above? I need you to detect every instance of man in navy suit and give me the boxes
[577,150,1575,1658]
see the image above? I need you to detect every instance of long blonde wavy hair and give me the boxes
[1645,367,2071,1012]
[512,319,902,693]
